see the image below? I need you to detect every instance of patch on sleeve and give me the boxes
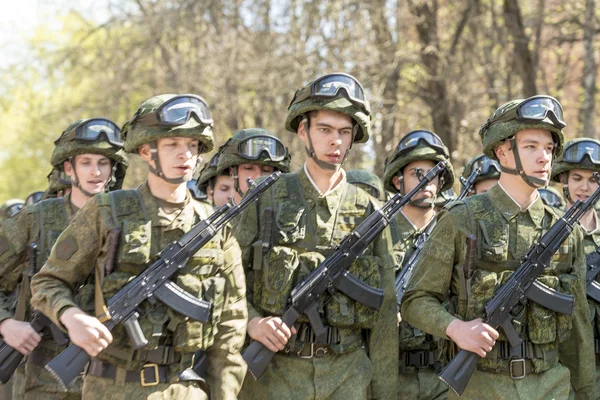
[0,236,9,257]
[54,235,79,260]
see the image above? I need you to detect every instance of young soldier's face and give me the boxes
[474,178,498,195]
[497,128,554,183]
[298,110,354,167]
[395,160,439,200]
[64,154,112,195]
[209,175,235,207]
[155,137,200,182]
[235,163,275,194]
[565,169,597,205]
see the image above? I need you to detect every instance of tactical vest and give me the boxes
[86,189,227,366]
[250,174,383,351]
[451,195,576,372]
[30,198,70,268]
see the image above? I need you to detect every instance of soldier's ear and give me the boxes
[138,143,152,162]
[495,143,508,165]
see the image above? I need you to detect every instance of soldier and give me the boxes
[538,186,565,210]
[462,154,501,195]
[198,151,235,208]
[401,96,595,399]
[0,118,128,400]
[346,169,386,201]
[234,73,397,399]
[0,200,24,222]
[216,127,291,204]
[30,94,247,400]
[550,138,600,397]
[43,168,72,200]
[382,130,455,400]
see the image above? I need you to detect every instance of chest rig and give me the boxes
[453,195,576,373]
[89,189,227,368]
[251,173,383,353]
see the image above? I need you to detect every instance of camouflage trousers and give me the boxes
[448,364,570,400]
[2,376,14,400]
[569,361,600,400]
[11,363,25,400]
[20,362,81,400]
[239,348,372,400]
[81,373,208,400]
[397,367,448,400]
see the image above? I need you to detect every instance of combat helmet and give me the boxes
[0,199,24,221]
[347,169,386,201]
[51,118,129,194]
[551,138,600,203]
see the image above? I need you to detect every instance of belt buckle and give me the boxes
[314,346,327,357]
[297,343,315,359]
[509,359,526,380]
[140,363,160,387]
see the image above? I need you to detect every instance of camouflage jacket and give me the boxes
[401,183,595,398]
[233,167,398,399]
[30,182,247,400]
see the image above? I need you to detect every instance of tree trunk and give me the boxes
[579,0,597,137]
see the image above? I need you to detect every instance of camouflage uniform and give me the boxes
[0,119,129,400]
[382,134,455,400]
[237,75,398,399]
[30,95,247,400]
[401,100,595,399]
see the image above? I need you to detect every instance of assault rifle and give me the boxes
[0,243,68,383]
[45,172,281,390]
[457,167,481,201]
[243,161,448,379]
[586,247,600,302]
[439,174,600,396]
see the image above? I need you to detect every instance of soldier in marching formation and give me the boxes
[0,74,596,400]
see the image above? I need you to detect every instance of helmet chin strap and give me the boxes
[302,119,354,172]
[231,166,246,196]
[500,138,548,189]
[560,173,573,204]
[148,141,188,185]
[69,156,113,198]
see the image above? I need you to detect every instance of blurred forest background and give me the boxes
[0,0,598,201]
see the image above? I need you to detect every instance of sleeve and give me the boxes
[0,208,36,322]
[367,226,399,399]
[206,228,248,400]
[30,198,105,329]
[231,200,262,322]
[559,227,596,400]
[401,207,468,340]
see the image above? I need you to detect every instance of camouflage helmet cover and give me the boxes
[217,128,291,174]
[462,154,501,183]
[383,143,455,193]
[551,138,600,182]
[122,94,215,154]
[347,169,386,201]
[480,99,565,160]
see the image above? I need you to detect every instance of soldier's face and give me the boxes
[497,129,554,183]
[64,154,112,195]
[235,163,275,194]
[153,137,200,182]
[298,110,354,167]
[209,175,235,207]
[565,169,597,205]
[396,160,439,199]
[474,178,498,195]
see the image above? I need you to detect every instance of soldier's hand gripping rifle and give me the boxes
[243,161,448,379]
[457,167,481,201]
[45,171,281,390]
[439,173,600,396]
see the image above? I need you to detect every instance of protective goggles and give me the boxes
[538,188,564,208]
[470,155,501,176]
[135,95,213,127]
[57,119,122,146]
[488,95,566,130]
[395,130,449,158]
[25,191,44,206]
[49,169,72,186]
[562,140,600,165]
[5,203,23,218]
[289,73,370,114]
[234,136,288,162]
[208,152,220,168]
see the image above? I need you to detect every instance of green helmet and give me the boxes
[43,168,71,199]
[551,138,600,182]
[197,151,222,188]
[50,119,129,190]
[462,154,501,184]
[383,131,455,193]
[538,186,566,209]
[480,99,565,160]
[217,128,291,174]
[347,169,386,201]
[285,73,371,143]
[122,94,215,154]
[0,199,24,221]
